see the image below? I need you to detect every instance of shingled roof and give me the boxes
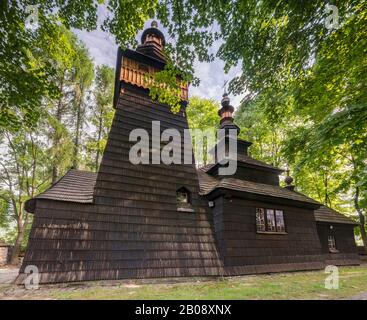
[201,155,283,173]
[25,169,357,227]
[314,205,358,225]
[25,169,96,213]
[198,169,358,225]
[197,169,319,205]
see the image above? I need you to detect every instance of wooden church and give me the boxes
[18,22,360,284]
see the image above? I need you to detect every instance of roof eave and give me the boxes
[315,219,359,226]
[205,161,283,176]
[202,187,321,210]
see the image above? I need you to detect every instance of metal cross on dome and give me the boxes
[222,79,229,95]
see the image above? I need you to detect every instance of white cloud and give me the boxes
[74,29,117,67]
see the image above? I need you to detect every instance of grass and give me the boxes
[1,266,367,300]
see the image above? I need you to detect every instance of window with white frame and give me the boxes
[256,208,266,232]
[275,210,285,232]
[328,235,337,252]
[256,208,286,233]
[266,209,276,231]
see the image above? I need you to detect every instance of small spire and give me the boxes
[217,89,240,136]
[222,80,228,95]
[221,93,230,108]
[285,169,295,191]
[138,20,166,61]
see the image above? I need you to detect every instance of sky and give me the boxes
[74,8,244,109]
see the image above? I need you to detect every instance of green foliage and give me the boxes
[2,1,366,124]
[70,41,95,168]
[231,1,366,242]
[85,65,115,171]
[0,126,50,254]
[1,0,366,249]
[0,1,98,131]
[187,96,219,130]
[149,62,186,113]
[186,97,219,165]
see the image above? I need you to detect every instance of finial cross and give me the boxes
[222,80,228,95]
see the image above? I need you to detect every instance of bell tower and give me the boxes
[93,21,223,279]
[113,21,188,108]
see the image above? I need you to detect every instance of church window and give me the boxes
[256,208,266,232]
[177,187,191,205]
[256,208,286,233]
[328,235,337,252]
[266,209,276,231]
[275,210,285,232]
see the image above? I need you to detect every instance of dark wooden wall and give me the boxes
[19,85,360,283]
[317,223,357,254]
[316,223,360,265]
[211,196,325,274]
[19,87,224,283]
[210,164,279,185]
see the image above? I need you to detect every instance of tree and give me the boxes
[1,0,366,251]
[40,27,94,182]
[235,99,288,168]
[283,107,367,252]
[86,65,114,171]
[0,128,50,264]
[44,27,79,183]
[231,1,367,250]
[187,97,219,131]
[186,97,219,165]
[0,25,96,262]
[71,43,94,169]
[0,1,98,131]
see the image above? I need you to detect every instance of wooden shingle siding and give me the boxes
[20,88,224,283]
[314,206,358,225]
[210,197,325,268]
[20,39,360,283]
[318,223,361,265]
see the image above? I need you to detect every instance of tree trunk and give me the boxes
[73,96,83,169]
[95,108,103,171]
[9,219,24,265]
[52,77,64,184]
[354,186,367,254]
[52,166,58,185]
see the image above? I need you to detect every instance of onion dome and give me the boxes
[136,21,166,61]
[285,170,295,191]
[141,20,166,47]
[218,93,240,135]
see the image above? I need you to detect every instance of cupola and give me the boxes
[136,20,166,62]
[114,21,189,106]
[218,93,240,135]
